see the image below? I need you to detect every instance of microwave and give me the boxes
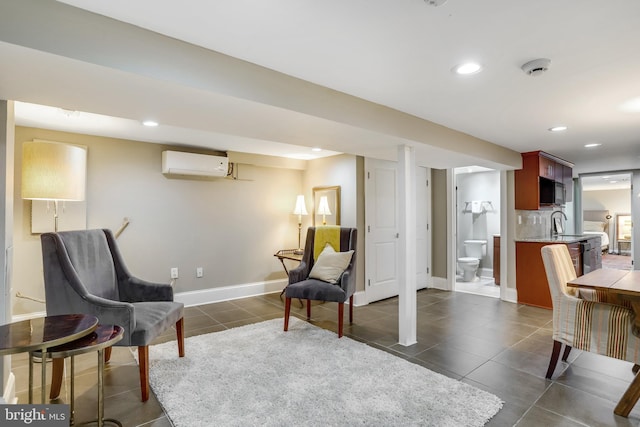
[539,177,565,205]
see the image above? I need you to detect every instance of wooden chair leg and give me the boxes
[50,358,64,399]
[306,299,311,320]
[546,340,563,379]
[104,346,112,363]
[176,317,185,357]
[561,345,572,362]
[138,346,150,402]
[615,369,640,417]
[284,298,291,331]
[338,302,344,338]
[349,295,354,324]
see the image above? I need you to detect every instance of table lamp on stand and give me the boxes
[293,195,308,255]
[22,140,87,232]
[317,196,332,225]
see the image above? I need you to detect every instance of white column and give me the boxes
[398,145,417,346]
[633,172,640,270]
[0,100,15,403]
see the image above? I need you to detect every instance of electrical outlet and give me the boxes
[196,267,203,278]
[170,267,179,279]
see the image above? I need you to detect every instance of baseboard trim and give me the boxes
[352,291,367,307]
[175,279,287,307]
[2,372,17,404]
[503,287,518,303]
[430,276,450,291]
[12,310,46,322]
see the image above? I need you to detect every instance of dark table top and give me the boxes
[0,314,99,356]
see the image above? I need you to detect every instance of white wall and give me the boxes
[12,126,305,315]
[456,171,500,271]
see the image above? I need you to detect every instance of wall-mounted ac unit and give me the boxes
[161,151,228,177]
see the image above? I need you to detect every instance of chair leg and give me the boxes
[104,346,112,363]
[306,299,311,320]
[138,346,150,402]
[284,298,291,331]
[338,302,344,338]
[546,340,563,379]
[50,358,64,399]
[349,295,354,324]
[561,345,572,362]
[176,318,185,357]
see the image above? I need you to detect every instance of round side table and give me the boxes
[31,324,124,427]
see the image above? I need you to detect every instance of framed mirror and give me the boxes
[313,186,341,226]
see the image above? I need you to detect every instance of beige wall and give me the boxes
[431,169,448,278]
[12,126,307,315]
[12,127,366,316]
[582,189,631,215]
[302,154,365,293]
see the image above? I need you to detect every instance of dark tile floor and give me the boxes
[11,289,640,426]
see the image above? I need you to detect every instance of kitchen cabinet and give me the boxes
[515,237,599,309]
[515,151,574,210]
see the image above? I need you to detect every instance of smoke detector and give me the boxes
[521,58,551,76]
[424,0,449,6]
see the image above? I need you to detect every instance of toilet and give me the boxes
[457,240,487,282]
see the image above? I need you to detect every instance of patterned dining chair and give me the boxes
[541,244,640,382]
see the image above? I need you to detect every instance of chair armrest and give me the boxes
[76,294,136,336]
[288,262,310,285]
[339,268,356,298]
[119,277,174,302]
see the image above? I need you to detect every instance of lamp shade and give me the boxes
[293,195,308,216]
[22,141,87,201]
[317,196,332,215]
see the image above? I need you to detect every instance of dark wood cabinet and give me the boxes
[515,151,574,210]
[516,241,582,309]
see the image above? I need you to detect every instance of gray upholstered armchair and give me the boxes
[40,229,184,402]
[284,226,357,337]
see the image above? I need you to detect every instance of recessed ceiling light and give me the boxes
[618,97,640,112]
[452,62,482,75]
[610,180,618,184]
[142,120,158,127]
[548,126,567,132]
[311,147,322,152]
[584,143,601,148]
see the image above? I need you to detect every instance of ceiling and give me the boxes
[2,0,640,174]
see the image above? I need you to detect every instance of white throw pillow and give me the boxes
[309,244,354,284]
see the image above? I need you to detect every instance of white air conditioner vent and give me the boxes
[161,151,228,177]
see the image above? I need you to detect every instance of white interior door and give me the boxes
[365,159,399,302]
[416,166,431,289]
[365,159,431,303]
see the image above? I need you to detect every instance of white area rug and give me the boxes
[149,318,503,427]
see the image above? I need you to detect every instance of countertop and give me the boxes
[516,234,599,243]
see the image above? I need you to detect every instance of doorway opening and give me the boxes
[580,173,633,270]
[453,166,500,298]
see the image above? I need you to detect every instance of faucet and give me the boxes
[550,210,568,237]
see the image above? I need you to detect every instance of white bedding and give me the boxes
[583,231,609,247]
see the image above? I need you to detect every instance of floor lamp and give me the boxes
[22,140,87,232]
[293,195,308,255]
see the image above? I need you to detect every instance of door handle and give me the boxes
[396,233,399,238]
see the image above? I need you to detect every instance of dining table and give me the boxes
[567,269,640,417]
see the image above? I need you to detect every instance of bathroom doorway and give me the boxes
[453,167,501,298]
